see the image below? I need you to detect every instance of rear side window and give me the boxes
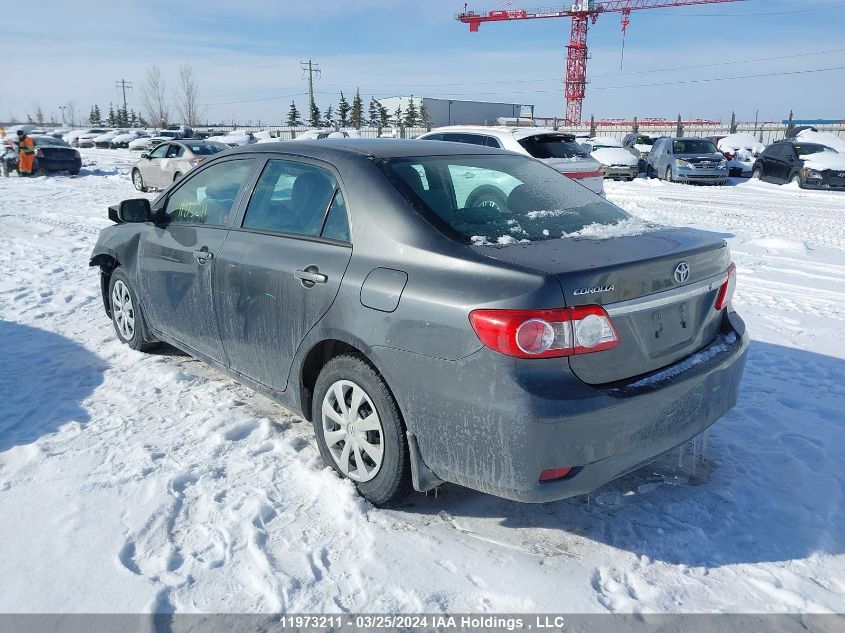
[321,190,351,242]
[382,154,628,244]
[517,135,588,159]
[165,159,255,226]
[166,145,184,158]
[242,159,337,237]
[442,133,487,146]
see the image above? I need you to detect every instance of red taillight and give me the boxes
[715,263,737,311]
[469,305,620,359]
[539,467,572,482]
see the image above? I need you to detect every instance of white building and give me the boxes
[377,97,532,127]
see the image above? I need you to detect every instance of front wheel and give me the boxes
[132,169,147,192]
[790,173,803,188]
[108,268,160,352]
[751,166,763,180]
[173,172,182,182]
[313,355,412,506]
[664,166,673,182]
[466,185,508,211]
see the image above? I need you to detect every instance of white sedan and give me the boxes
[580,136,639,181]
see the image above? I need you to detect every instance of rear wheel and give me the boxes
[664,166,673,182]
[108,268,160,352]
[751,166,763,180]
[312,355,412,506]
[132,169,147,192]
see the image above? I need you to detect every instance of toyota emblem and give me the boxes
[674,262,690,284]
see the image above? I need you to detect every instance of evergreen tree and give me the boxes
[337,92,350,128]
[378,101,390,130]
[323,104,335,128]
[393,104,402,127]
[308,99,321,127]
[351,89,364,129]
[419,101,431,130]
[139,114,149,127]
[92,105,102,125]
[287,101,302,127]
[107,103,116,127]
[368,98,378,127]
[404,96,419,128]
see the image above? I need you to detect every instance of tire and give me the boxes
[751,166,763,180]
[465,185,508,211]
[790,173,803,188]
[664,166,673,182]
[173,172,182,182]
[645,165,654,179]
[69,169,80,176]
[312,355,412,506]
[108,268,160,352]
[132,169,147,192]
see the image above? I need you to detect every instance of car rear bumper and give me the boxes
[376,310,748,503]
[38,158,82,172]
[602,165,638,179]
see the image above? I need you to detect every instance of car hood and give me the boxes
[674,153,725,162]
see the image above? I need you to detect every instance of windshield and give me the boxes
[33,136,69,147]
[381,155,628,244]
[632,136,656,146]
[187,142,227,155]
[517,134,589,159]
[794,143,836,157]
[672,139,719,154]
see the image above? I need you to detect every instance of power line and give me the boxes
[591,65,845,90]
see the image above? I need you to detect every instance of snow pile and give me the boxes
[591,147,638,168]
[587,136,623,148]
[561,217,661,239]
[802,150,845,172]
[796,129,845,153]
[717,133,765,157]
[633,143,653,155]
[525,209,576,219]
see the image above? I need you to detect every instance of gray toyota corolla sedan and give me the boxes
[90,139,748,505]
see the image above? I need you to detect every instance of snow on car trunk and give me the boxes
[0,150,843,613]
[591,147,639,168]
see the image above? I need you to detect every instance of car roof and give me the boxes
[226,138,514,159]
[424,125,577,141]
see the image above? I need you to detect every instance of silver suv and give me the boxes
[646,137,728,185]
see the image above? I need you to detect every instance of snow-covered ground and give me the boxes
[0,150,843,614]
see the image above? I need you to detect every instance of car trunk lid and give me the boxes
[470,227,731,383]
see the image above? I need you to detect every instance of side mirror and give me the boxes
[115,198,151,223]
[140,152,150,159]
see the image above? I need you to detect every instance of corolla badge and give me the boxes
[573,284,614,296]
[674,261,690,284]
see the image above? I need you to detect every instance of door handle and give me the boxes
[193,249,214,264]
[294,266,327,287]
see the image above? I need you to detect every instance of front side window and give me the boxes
[150,144,169,159]
[382,154,628,244]
[242,159,337,236]
[517,134,589,159]
[164,159,255,226]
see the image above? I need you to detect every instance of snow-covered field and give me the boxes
[0,149,843,614]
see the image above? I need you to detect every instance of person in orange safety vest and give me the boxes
[16,130,36,176]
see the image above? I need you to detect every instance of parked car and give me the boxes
[128,135,155,152]
[76,128,113,148]
[418,126,605,195]
[91,139,748,505]
[130,140,229,191]
[110,131,149,149]
[646,137,728,184]
[751,140,844,190]
[716,133,765,177]
[148,130,185,148]
[292,129,360,141]
[622,133,658,160]
[208,130,258,146]
[579,136,639,181]
[3,135,82,176]
[92,129,127,148]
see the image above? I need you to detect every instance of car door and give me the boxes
[779,144,799,182]
[142,143,169,187]
[161,143,185,184]
[137,157,258,361]
[214,157,353,392]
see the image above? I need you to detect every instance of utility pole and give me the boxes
[300,59,320,108]
[115,78,133,115]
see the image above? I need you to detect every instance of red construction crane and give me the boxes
[456,1,747,125]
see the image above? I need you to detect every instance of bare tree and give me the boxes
[66,101,78,127]
[176,63,205,126]
[141,64,169,128]
[34,105,45,126]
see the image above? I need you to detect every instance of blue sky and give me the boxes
[5,0,845,125]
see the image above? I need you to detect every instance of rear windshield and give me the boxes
[672,139,718,154]
[794,143,835,157]
[33,136,69,147]
[380,154,628,244]
[187,142,227,155]
[517,134,589,159]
